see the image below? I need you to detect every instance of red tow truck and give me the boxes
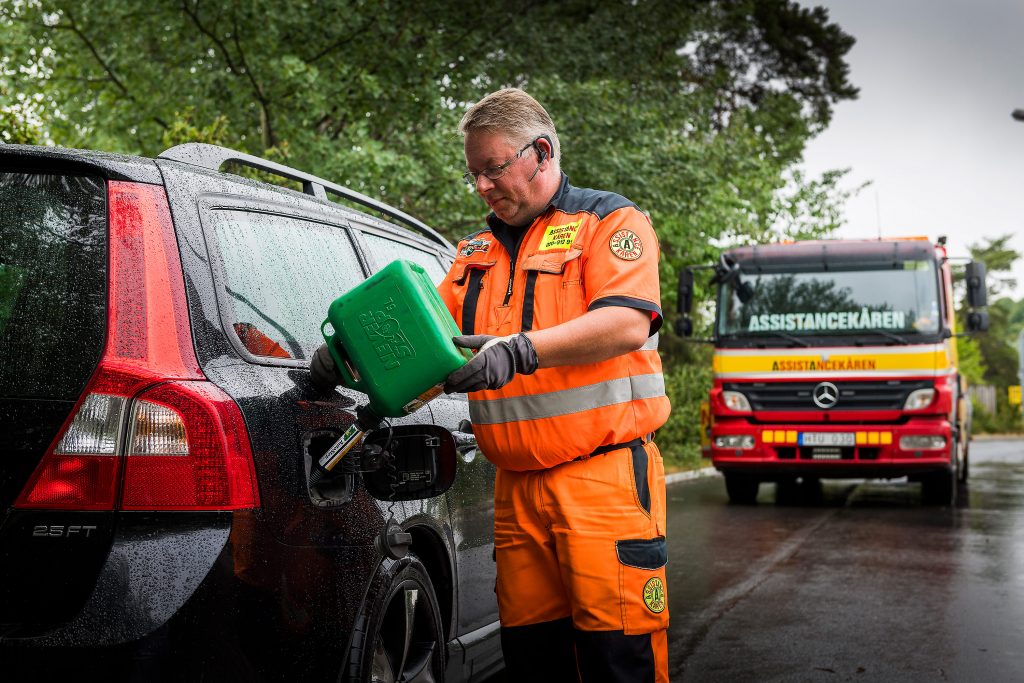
[678,237,989,505]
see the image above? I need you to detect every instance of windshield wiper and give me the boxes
[721,331,810,347]
[860,328,911,345]
[762,330,811,347]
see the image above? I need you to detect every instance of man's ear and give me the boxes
[534,135,552,162]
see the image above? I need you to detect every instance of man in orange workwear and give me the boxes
[439,88,672,683]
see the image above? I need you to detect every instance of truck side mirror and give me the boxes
[679,268,694,315]
[966,261,988,308]
[361,425,457,501]
[967,310,989,333]
[675,268,694,337]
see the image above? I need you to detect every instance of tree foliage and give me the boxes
[959,234,1022,389]
[1,1,856,236]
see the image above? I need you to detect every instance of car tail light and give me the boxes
[15,182,260,511]
[121,381,258,510]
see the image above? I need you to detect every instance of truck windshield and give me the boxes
[717,259,941,340]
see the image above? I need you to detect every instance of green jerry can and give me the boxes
[320,259,471,417]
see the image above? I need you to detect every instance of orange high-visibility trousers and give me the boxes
[494,441,669,682]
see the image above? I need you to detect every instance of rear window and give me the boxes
[0,172,107,399]
[212,210,365,361]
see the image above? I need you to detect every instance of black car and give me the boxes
[0,142,501,681]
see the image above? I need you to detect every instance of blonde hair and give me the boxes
[458,88,561,164]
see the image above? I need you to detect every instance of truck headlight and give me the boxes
[714,435,755,449]
[899,435,946,450]
[903,388,935,410]
[722,391,751,412]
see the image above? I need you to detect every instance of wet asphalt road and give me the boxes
[666,438,1024,682]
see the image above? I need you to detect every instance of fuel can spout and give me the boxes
[309,405,381,485]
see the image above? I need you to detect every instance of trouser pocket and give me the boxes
[615,536,669,635]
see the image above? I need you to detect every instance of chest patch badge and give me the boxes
[539,219,582,251]
[643,577,666,614]
[460,238,491,257]
[610,229,643,261]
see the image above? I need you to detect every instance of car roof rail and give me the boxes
[158,143,450,248]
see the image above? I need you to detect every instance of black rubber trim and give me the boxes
[615,536,667,570]
[462,268,485,335]
[589,296,664,335]
[631,443,651,514]
[520,270,539,331]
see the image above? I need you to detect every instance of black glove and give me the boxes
[309,342,344,393]
[444,333,539,394]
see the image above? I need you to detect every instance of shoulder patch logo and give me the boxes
[643,577,666,614]
[459,238,491,257]
[539,219,583,251]
[609,229,643,261]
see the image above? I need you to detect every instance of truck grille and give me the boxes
[725,380,933,411]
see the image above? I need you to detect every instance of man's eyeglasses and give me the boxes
[462,140,534,185]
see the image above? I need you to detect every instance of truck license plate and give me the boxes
[800,432,855,447]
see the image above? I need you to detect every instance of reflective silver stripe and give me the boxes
[641,333,659,351]
[469,373,666,425]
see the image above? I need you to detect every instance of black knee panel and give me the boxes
[575,629,655,683]
[501,617,577,682]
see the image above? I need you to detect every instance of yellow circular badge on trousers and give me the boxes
[609,229,643,260]
[643,577,666,613]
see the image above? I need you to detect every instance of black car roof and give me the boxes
[2,143,453,254]
[0,143,163,184]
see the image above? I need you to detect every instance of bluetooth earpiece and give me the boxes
[528,135,551,181]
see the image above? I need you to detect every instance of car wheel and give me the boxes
[345,555,445,683]
[725,473,759,504]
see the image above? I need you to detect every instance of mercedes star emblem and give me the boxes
[812,381,839,409]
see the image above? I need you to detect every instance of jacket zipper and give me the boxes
[502,224,532,307]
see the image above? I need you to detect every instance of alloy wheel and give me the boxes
[369,582,440,683]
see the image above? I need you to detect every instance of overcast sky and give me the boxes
[798,0,1024,297]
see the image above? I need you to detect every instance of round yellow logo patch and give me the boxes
[643,577,666,613]
[609,229,643,261]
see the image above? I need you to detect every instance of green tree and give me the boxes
[966,235,1020,388]
[0,1,855,237]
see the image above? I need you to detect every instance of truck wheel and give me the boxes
[345,555,446,682]
[921,469,956,506]
[775,478,800,505]
[725,473,759,504]
[800,477,824,505]
[958,439,970,483]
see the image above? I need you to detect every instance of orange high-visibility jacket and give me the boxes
[439,175,671,470]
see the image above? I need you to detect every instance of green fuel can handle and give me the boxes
[320,259,471,417]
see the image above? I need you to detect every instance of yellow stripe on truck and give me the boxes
[713,344,952,378]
